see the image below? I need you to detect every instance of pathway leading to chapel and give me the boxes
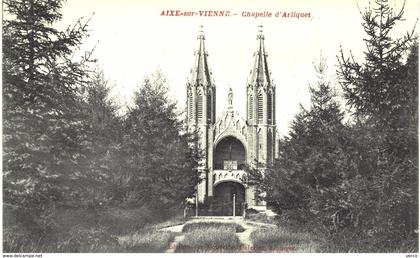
[159,217,276,253]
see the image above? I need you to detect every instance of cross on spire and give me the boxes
[257,24,264,39]
[248,25,270,84]
[189,25,214,86]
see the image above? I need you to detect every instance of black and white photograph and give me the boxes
[2,0,419,255]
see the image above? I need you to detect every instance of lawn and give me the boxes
[3,205,185,253]
[118,230,177,252]
[250,228,318,252]
[177,222,243,252]
[182,221,245,233]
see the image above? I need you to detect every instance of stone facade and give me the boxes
[186,26,278,214]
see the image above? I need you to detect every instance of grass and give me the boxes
[3,205,186,253]
[177,222,243,252]
[177,228,241,252]
[250,228,318,252]
[182,221,245,233]
[118,230,177,252]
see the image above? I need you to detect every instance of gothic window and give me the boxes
[197,92,203,122]
[258,93,263,122]
[248,95,253,120]
[213,89,216,122]
[207,92,212,122]
[258,129,262,150]
[267,130,273,163]
[267,92,273,122]
[188,91,193,121]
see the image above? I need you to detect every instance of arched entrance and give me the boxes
[214,136,246,170]
[213,181,245,216]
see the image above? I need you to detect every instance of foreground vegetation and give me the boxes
[250,0,418,252]
[250,228,317,253]
[118,230,176,253]
[3,0,199,252]
[182,222,245,233]
[177,222,243,252]
[3,206,185,252]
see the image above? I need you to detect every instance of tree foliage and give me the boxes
[3,0,200,252]
[120,71,200,213]
[3,0,93,235]
[256,0,418,252]
[253,57,349,225]
[335,0,418,250]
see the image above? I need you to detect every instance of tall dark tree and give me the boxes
[78,70,123,208]
[337,0,418,251]
[120,70,200,215]
[253,57,348,225]
[3,0,93,237]
[338,0,416,126]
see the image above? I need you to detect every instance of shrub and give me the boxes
[57,226,120,252]
[246,208,259,215]
[98,206,154,235]
[246,212,273,223]
[3,225,39,253]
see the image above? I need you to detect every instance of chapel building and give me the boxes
[186,26,278,215]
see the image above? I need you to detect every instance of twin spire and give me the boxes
[248,25,271,86]
[189,25,271,108]
[189,25,214,87]
[189,25,270,87]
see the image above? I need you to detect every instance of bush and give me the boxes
[245,212,277,224]
[182,222,245,233]
[246,208,259,215]
[3,225,39,253]
[57,226,120,252]
[98,206,155,235]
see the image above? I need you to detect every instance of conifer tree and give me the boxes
[3,0,93,235]
[79,70,122,207]
[256,57,347,223]
[337,0,418,250]
[121,70,200,215]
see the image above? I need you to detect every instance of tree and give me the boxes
[337,0,418,251]
[338,0,416,126]
[120,70,200,215]
[253,57,348,226]
[77,70,123,208]
[3,0,93,238]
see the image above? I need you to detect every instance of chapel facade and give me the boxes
[186,26,278,215]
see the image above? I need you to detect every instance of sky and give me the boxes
[57,0,419,136]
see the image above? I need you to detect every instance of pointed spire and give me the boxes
[189,25,214,87]
[248,25,271,86]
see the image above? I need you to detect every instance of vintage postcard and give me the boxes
[2,0,419,257]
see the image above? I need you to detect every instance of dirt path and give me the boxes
[236,220,277,252]
[236,222,254,251]
[165,235,185,253]
[159,224,185,253]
